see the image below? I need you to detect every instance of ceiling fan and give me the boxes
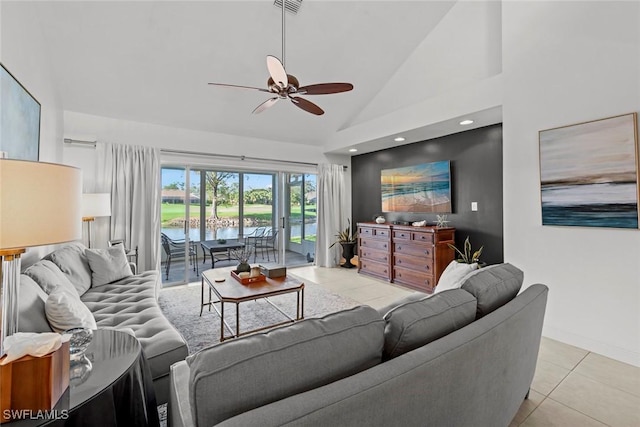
[208,1,353,116]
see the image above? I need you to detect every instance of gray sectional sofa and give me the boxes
[169,263,548,427]
[17,242,188,404]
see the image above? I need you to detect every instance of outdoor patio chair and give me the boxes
[254,228,278,263]
[160,232,198,280]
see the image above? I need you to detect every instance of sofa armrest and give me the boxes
[169,361,194,427]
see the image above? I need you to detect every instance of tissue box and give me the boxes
[259,264,287,278]
[0,341,69,423]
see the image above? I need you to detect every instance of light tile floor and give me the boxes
[291,265,640,427]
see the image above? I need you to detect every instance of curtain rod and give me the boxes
[64,139,347,169]
[64,138,96,147]
[161,148,347,170]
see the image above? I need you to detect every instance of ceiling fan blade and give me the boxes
[297,83,354,95]
[266,55,288,89]
[252,97,279,114]
[208,82,271,93]
[290,96,324,116]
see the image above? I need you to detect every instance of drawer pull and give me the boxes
[397,259,402,264]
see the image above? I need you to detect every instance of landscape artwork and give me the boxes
[539,113,639,229]
[0,63,40,160]
[381,160,451,213]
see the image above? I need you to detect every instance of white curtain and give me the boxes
[315,164,349,267]
[95,142,161,276]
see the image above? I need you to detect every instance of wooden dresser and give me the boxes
[357,222,455,293]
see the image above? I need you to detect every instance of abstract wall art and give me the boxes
[0,63,41,160]
[539,113,639,229]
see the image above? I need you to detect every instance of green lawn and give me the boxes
[161,203,316,225]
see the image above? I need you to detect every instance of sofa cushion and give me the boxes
[460,263,524,318]
[23,260,78,296]
[85,246,133,287]
[80,270,188,382]
[435,261,479,293]
[382,289,477,360]
[46,242,92,295]
[18,274,53,333]
[186,305,384,427]
[45,287,97,332]
[376,292,427,317]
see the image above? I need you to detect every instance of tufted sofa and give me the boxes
[17,242,188,404]
[169,263,548,427]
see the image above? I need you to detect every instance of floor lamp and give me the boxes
[0,159,82,356]
[81,193,111,248]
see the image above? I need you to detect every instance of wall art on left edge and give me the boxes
[0,63,41,160]
[539,112,639,229]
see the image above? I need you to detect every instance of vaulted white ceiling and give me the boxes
[3,1,503,153]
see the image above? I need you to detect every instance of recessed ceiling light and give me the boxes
[394,137,405,142]
[460,119,474,125]
[349,148,357,152]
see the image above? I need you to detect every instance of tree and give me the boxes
[206,172,236,218]
[163,182,184,190]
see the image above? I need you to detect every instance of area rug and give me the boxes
[158,274,360,354]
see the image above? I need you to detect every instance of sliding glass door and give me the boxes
[161,166,285,286]
[160,167,200,286]
[280,173,317,266]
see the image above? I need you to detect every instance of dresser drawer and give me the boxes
[393,267,434,292]
[412,232,434,244]
[393,230,411,240]
[360,260,391,279]
[394,252,433,273]
[358,226,390,239]
[360,237,390,252]
[394,242,433,258]
[359,247,390,264]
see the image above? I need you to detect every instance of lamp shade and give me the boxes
[81,193,111,219]
[0,159,82,250]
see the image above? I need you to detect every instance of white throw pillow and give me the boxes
[85,246,133,287]
[45,287,97,333]
[434,261,479,293]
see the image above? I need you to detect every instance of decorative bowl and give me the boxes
[64,327,93,355]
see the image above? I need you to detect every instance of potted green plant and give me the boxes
[448,236,483,265]
[330,219,359,268]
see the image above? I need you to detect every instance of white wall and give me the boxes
[503,1,640,366]
[1,1,69,266]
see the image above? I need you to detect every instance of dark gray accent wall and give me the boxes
[351,124,503,264]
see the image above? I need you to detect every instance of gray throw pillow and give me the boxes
[186,305,384,427]
[460,263,524,318]
[18,274,54,333]
[45,286,97,333]
[383,289,477,360]
[48,243,92,295]
[23,260,79,296]
[85,246,133,287]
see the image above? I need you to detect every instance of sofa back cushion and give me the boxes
[186,305,384,427]
[18,274,53,333]
[23,260,79,296]
[460,263,524,319]
[382,289,477,360]
[45,242,92,295]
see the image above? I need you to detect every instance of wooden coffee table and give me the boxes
[200,268,304,341]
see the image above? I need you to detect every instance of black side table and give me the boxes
[6,329,159,427]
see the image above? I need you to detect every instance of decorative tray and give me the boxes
[231,270,267,285]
